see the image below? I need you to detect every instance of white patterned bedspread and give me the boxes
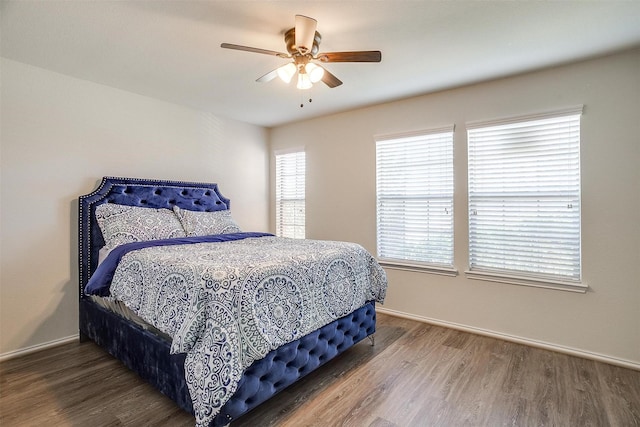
[107,236,387,426]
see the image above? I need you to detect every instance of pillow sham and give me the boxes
[173,206,241,237]
[95,203,186,250]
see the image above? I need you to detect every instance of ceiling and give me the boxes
[2,1,640,128]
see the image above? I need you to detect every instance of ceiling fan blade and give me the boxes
[294,15,317,53]
[317,51,382,63]
[256,68,280,83]
[221,43,289,58]
[321,68,343,88]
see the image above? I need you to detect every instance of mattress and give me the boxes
[90,295,171,340]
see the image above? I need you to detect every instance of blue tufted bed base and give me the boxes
[79,177,377,426]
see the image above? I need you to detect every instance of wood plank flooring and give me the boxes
[1,313,639,426]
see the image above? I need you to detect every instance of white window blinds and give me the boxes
[275,150,305,239]
[376,128,454,269]
[467,108,582,285]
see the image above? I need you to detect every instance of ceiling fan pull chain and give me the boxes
[299,86,313,107]
[300,89,313,107]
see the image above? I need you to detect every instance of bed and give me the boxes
[78,176,387,427]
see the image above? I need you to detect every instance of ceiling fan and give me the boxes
[221,15,382,90]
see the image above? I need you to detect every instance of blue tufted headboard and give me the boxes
[78,177,230,298]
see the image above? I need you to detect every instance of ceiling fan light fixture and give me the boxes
[221,14,380,91]
[277,62,297,84]
[297,72,313,90]
[305,63,325,83]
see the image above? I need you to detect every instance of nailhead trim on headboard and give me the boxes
[78,177,230,298]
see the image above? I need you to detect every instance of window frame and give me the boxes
[375,127,457,276]
[275,149,306,239]
[465,107,586,293]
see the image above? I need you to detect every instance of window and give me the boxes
[466,107,584,291]
[375,128,455,273]
[275,150,305,238]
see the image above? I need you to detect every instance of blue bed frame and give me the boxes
[79,177,376,426]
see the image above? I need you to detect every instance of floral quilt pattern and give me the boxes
[107,236,387,426]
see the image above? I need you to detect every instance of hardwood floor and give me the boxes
[1,313,639,426]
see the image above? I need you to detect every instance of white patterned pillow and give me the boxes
[173,206,241,237]
[95,203,186,250]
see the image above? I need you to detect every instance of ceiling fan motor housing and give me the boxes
[285,28,322,56]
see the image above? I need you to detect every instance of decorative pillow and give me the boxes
[95,203,186,250]
[173,206,241,237]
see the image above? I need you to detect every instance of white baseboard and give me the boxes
[0,334,79,362]
[376,307,640,371]
[2,312,638,371]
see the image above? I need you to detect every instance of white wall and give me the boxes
[0,59,269,356]
[270,48,640,366]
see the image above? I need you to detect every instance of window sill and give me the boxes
[379,261,458,277]
[464,270,588,293]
